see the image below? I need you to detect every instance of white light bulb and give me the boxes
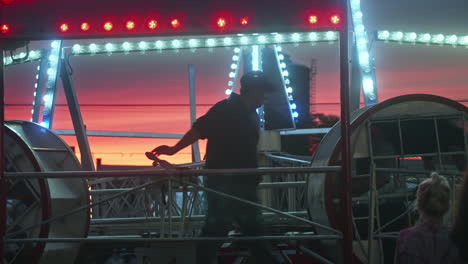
[122,42,132,51]
[351,0,360,9]
[434,34,444,43]
[51,41,60,49]
[291,103,297,110]
[278,54,285,60]
[359,52,369,64]
[34,83,38,88]
[225,89,232,95]
[172,40,181,48]
[355,24,365,34]
[461,36,468,45]
[447,35,457,44]
[293,112,299,118]
[240,36,249,45]
[362,77,374,94]
[155,40,165,49]
[378,31,390,40]
[291,33,301,42]
[206,38,216,47]
[89,43,98,52]
[232,55,239,61]
[228,81,234,86]
[276,46,282,52]
[309,32,319,41]
[223,37,233,46]
[31,109,34,114]
[357,38,367,49]
[393,32,404,41]
[282,70,289,77]
[274,34,284,42]
[72,44,82,53]
[43,94,52,103]
[231,63,237,70]
[407,32,417,41]
[258,35,267,43]
[29,51,38,59]
[353,11,363,20]
[47,68,56,76]
[139,41,148,50]
[420,33,431,42]
[229,72,236,78]
[234,47,241,53]
[105,43,114,52]
[286,87,293,93]
[188,39,199,47]
[325,31,337,40]
[35,74,39,79]
[280,62,286,68]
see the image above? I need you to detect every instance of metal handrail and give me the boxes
[5,166,341,179]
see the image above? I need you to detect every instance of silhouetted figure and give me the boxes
[394,173,466,264]
[152,71,277,264]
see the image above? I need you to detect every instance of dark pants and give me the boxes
[196,176,276,264]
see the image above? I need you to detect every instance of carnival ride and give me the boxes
[1,0,467,263]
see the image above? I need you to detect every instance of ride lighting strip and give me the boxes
[3,49,44,66]
[40,40,63,128]
[68,31,339,55]
[31,49,50,123]
[274,45,298,121]
[225,47,243,96]
[377,30,468,47]
[350,0,378,106]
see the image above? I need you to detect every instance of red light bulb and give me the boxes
[59,23,69,32]
[81,22,90,31]
[331,15,340,24]
[148,20,158,30]
[171,19,181,29]
[1,24,10,34]
[240,17,249,26]
[217,18,227,29]
[126,21,135,30]
[308,15,318,24]
[103,22,113,31]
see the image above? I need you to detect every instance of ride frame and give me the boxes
[0,1,353,263]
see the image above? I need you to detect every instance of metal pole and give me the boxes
[5,166,341,179]
[340,0,353,262]
[188,64,201,162]
[0,38,6,263]
[6,235,342,244]
[366,121,376,263]
[61,59,95,171]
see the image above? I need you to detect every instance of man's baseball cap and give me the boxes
[240,71,275,94]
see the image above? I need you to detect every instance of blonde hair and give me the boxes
[416,172,451,218]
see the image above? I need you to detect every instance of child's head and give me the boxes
[416,172,451,219]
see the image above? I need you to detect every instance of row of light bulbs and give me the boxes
[377,30,468,46]
[69,32,339,54]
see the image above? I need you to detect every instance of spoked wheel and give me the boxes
[4,177,50,264]
[3,121,89,264]
[3,127,51,264]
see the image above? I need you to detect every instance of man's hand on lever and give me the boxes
[152,145,178,156]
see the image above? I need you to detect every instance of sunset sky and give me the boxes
[4,0,468,166]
